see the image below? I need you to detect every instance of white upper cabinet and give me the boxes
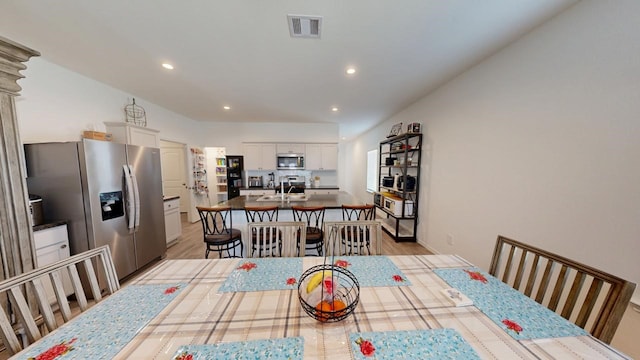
[243,143,277,170]
[305,144,338,170]
[104,122,160,148]
[276,143,305,154]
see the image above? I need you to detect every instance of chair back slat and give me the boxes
[30,278,56,332]
[247,222,306,257]
[548,265,569,312]
[535,260,554,303]
[9,287,40,343]
[0,245,120,355]
[489,235,635,344]
[523,254,540,297]
[49,271,72,322]
[323,221,382,256]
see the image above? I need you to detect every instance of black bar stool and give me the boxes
[196,206,243,258]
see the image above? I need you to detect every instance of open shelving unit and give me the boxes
[376,132,422,242]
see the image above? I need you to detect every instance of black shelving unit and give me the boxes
[226,155,244,199]
[376,133,422,242]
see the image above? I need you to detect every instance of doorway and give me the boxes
[159,140,189,213]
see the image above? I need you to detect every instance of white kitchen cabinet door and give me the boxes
[164,198,182,245]
[34,224,73,304]
[104,122,160,147]
[276,143,305,154]
[243,143,276,170]
[305,144,338,170]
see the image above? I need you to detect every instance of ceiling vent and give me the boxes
[287,15,322,39]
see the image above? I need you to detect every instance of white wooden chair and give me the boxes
[0,245,120,355]
[247,222,306,257]
[323,221,383,256]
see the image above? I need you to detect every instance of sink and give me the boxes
[256,194,309,202]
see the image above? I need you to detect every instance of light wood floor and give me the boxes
[166,213,432,259]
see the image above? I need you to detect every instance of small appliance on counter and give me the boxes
[267,172,275,188]
[248,176,263,188]
[28,194,44,226]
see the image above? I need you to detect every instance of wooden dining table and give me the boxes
[14,255,632,359]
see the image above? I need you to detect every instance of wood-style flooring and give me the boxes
[166,213,432,259]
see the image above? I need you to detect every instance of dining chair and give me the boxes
[244,206,280,257]
[247,222,306,257]
[489,235,636,344]
[196,206,243,259]
[324,221,382,256]
[340,204,376,255]
[291,206,325,256]
[0,245,120,355]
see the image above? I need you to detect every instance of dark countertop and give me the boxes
[222,191,363,210]
[240,186,340,190]
[163,195,180,201]
[34,220,68,232]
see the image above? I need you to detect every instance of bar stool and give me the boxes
[244,206,280,257]
[291,206,325,256]
[341,204,375,255]
[196,206,243,259]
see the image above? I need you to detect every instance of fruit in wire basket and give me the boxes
[298,264,360,323]
[306,270,332,293]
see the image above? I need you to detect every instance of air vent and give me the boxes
[287,15,322,39]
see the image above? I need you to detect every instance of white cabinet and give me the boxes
[305,144,338,170]
[104,122,160,148]
[243,143,277,170]
[305,189,339,195]
[33,224,73,304]
[276,143,305,154]
[240,189,276,196]
[164,198,182,246]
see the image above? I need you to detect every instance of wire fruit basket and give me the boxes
[298,263,360,323]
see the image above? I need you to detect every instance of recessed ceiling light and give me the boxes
[223,106,231,110]
[331,107,339,112]
[346,67,356,75]
[162,63,174,70]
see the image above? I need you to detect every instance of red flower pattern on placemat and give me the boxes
[164,285,180,294]
[237,262,257,271]
[286,277,297,286]
[463,269,488,283]
[174,351,193,360]
[392,274,405,282]
[502,319,523,334]
[28,337,77,360]
[334,259,351,268]
[354,337,375,357]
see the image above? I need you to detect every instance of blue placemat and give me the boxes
[20,283,185,359]
[349,328,480,359]
[330,256,411,287]
[218,258,303,292]
[434,268,589,340]
[174,337,304,360]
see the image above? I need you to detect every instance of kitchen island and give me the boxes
[214,191,367,257]
[222,191,362,211]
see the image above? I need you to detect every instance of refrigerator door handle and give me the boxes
[129,165,141,230]
[123,165,135,230]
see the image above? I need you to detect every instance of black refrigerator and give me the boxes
[226,155,243,199]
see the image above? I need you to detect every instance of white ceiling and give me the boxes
[0,0,577,139]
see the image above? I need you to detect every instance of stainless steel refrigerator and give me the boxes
[24,139,166,280]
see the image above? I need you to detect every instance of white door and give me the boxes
[160,140,189,212]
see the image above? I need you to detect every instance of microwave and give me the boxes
[277,153,305,170]
[383,197,414,216]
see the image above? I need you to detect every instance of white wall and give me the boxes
[351,0,639,356]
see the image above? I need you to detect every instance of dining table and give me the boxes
[14,254,632,359]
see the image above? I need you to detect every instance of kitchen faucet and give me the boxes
[281,177,285,200]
